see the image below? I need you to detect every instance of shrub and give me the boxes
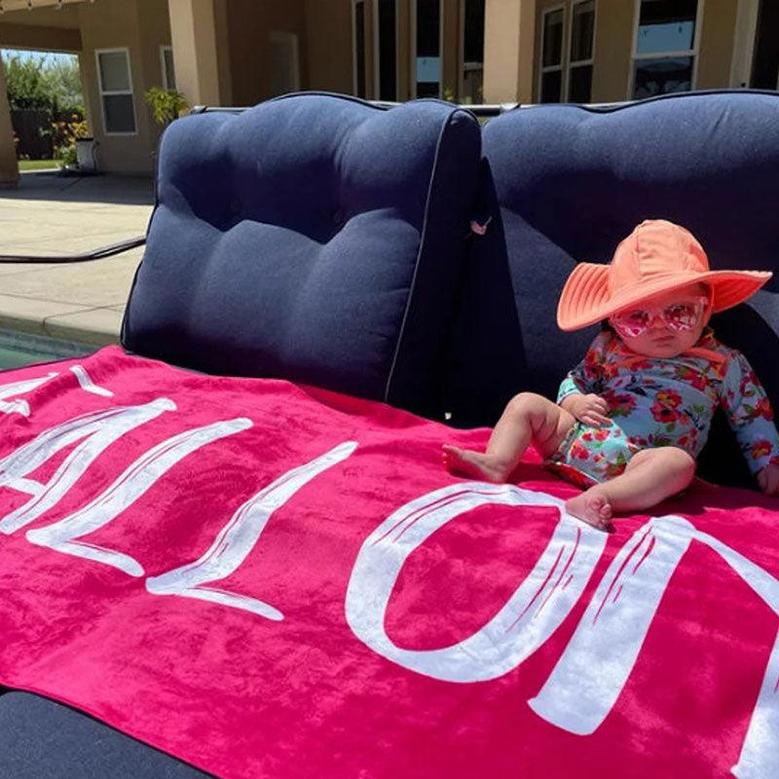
[52,116,90,166]
[145,87,189,126]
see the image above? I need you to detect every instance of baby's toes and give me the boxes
[597,499,613,521]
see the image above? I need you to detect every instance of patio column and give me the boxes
[0,54,19,189]
[168,0,222,107]
[483,0,536,104]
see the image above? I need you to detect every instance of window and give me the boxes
[567,0,595,102]
[414,0,442,98]
[96,49,136,135]
[460,0,485,104]
[631,0,700,99]
[539,7,564,103]
[353,0,367,98]
[160,46,176,91]
[375,0,397,101]
[270,32,300,95]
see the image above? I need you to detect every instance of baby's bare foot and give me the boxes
[565,490,613,531]
[442,444,509,483]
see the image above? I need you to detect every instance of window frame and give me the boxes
[565,0,596,102]
[410,0,445,99]
[628,0,704,100]
[160,45,175,91]
[95,47,138,137]
[729,0,760,87]
[538,3,566,103]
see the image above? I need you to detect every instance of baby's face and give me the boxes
[610,283,710,358]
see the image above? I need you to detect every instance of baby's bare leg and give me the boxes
[566,447,696,530]
[443,392,576,482]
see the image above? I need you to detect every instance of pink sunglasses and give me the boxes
[609,295,709,339]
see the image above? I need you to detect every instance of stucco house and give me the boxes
[0,0,776,186]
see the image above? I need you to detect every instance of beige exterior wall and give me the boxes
[0,4,80,51]
[0,4,81,30]
[77,0,170,174]
[224,0,307,106]
[697,0,738,90]
[590,0,633,102]
[0,23,81,52]
[0,54,20,188]
[484,0,536,103]
[169,0,221,106]
[304,0,353,95]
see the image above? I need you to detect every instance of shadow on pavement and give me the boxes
[2,171,155,207]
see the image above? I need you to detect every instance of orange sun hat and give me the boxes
[557,219,772,332]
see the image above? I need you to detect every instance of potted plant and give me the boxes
[145,87,189,127]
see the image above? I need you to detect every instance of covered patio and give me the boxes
[0,0,537,186]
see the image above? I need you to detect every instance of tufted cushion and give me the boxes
[446,90,779,487]
[122,93,481,417]
[0,692,207,778]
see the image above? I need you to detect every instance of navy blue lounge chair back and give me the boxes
[122,93,482,418]
[447,91,779,486]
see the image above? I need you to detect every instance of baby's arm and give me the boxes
[720,350,779,495]
[558,332,610,427]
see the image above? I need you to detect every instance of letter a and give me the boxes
[0,399,176,535]
[26,418,253,577]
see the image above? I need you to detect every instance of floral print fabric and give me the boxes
[546,328,779,486]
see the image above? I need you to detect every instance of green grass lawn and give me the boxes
[18,159,61,171]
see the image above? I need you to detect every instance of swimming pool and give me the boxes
[0,329,95,371]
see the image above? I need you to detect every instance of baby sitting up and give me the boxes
[444,219,779,530]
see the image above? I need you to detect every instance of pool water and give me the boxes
[0,330,95,371]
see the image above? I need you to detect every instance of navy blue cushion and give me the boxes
[122,93,481,418]
[446,91,779,487]
[0,692,208,778]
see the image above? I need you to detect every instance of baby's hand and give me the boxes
[564,393,611,427]
[757,463,779,496]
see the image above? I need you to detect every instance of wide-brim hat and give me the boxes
[557,219,772,331]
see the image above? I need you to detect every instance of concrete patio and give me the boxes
[0,170,153,346]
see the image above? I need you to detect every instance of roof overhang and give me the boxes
[0,0,91,12]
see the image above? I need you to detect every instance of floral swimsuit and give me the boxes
[546,328,779,488]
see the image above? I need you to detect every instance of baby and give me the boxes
[444,219,779,530]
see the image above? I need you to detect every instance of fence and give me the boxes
[10,108,52,160]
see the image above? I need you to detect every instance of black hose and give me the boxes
[0,235,146,263]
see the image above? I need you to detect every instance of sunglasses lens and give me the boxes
[612,309,650,337]
[611,298,705,338]
[664,302,699,331]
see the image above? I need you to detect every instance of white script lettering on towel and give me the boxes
[1,375,776,777]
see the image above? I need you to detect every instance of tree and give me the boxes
[4,53,51,111]
[2,51,84,116]
[2,51,86,161]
